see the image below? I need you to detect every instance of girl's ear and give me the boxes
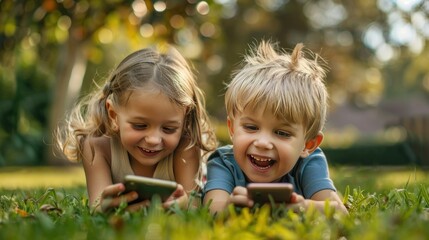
[106,99,119,131]
[227,116,234,138]
[300,132,324,158]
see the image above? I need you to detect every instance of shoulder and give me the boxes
[208,145,234,161]
[206,145,240,174]
[291,148,329,178]
[82,135,112,166]
[293,148,336,197]
[300,148,328,167]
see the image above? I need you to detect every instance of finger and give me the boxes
[100,192,138,212]
[232,186,248,196]
[126,200,150,212]
[290,192,304,203]
[164,184,186,204]
[171,184,185,198]
[101,183,126,199]
[230,194,252,207]
[163,194,187,209]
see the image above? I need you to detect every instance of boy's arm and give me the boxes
[295,148,348,214]
[204,186,254,214]
[203,189,231,214]
[290,189,348,214]
[309,189,348,213]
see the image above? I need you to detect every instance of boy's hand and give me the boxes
[285,192,307,211]
[229,186,254,207]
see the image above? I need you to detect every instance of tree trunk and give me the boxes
[46,39,87,165]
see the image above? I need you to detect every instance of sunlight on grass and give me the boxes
[0,165,428,192]
[0,166,85,189]
[330,166,429,193]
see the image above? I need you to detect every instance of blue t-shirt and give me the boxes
[204,145,336,198]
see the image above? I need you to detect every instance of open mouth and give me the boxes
[249,154,276,170]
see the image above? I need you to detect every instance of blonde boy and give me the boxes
[203,41,347,214]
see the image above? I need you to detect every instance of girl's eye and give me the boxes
[163,127,178,134]
[276,130,291,138]
[132,124,147,130]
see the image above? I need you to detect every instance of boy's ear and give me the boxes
[106,100,118,131]
[227,116,234,138]
[300,132,324,158]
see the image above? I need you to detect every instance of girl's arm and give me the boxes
[169,143,201,208]
[174,144,200,192]
[82,136,138,212]
[82,136,113,205]
[172,143,201,208]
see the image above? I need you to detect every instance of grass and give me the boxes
[1,165,429,239]
[0,166,85,189]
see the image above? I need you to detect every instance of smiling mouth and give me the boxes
[249,154,276,170]
[138,147,161,156]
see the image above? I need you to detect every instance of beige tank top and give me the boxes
[110,135,175,183]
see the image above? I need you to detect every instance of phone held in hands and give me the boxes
[123,175,178,203]
[247,183,293,205]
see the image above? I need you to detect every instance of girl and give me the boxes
[57,46,217,212]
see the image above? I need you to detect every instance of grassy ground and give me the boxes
[1,165,429,239]
[0,165,427,193]
[0,165,85,189]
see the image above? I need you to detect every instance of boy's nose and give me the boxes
[253,135,273,150]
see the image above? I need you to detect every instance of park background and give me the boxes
[1,0,429,170]
[2,1,429,239]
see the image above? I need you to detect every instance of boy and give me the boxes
[203,41,348,214]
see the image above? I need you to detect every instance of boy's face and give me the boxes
[227,107,312,183]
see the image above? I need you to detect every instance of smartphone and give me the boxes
[123,175,178,203]
[247,183,293,205]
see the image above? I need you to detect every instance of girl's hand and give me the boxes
[229,186,254,208]
[95,183,144,212]
[163,184,188,209]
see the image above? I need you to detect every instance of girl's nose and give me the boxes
[145,131,162,145]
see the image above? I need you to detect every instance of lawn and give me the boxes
[1,165,428,239]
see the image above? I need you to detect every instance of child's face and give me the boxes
[108,88,185,171]
[227,107,309,183]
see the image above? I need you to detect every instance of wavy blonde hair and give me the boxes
[225,40,328,141]
[57,46,217,162]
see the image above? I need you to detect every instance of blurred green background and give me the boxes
[1,0,428,166]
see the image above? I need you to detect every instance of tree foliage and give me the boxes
[0,0,428,165]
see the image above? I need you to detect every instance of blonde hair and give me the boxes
[57,46,217,162]
[225,40,328,140]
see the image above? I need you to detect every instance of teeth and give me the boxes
[250,155,271,162]
[140,147,159,153]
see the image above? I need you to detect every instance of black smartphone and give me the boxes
[247,183,293,205]
[123,175,178,203]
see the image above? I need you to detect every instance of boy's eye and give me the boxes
[243,124,258,131]
[275,130,291,138]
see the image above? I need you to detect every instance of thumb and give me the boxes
[290,192,304,203]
